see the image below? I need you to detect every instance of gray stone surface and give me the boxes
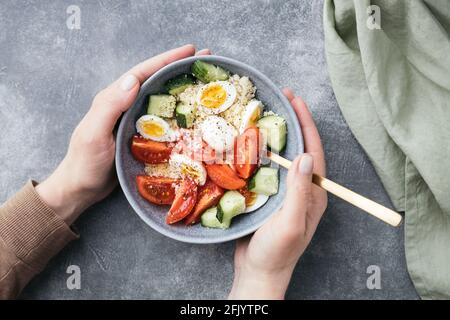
[0,0,418,299]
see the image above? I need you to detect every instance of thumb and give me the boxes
[86,73,140,136]
[281,153,314,233]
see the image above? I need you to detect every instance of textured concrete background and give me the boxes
[0,0,419,299]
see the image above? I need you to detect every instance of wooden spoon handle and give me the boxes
[267,152,402,227]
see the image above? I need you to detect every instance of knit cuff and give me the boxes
[0,180,78,272]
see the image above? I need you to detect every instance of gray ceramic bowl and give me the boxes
[116,55,303,244]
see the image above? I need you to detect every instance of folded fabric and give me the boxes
[323,0,450,299]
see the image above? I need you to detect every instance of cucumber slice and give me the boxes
[147,94,176,118]
[175,102,196,128]
[200,207,230,229]
[191,60,229,83]
[248,167,279,196]
[164,74,195,95]
[257,115,287,153]
[217,191,246,224]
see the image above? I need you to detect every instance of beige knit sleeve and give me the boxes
[0,180,78,299]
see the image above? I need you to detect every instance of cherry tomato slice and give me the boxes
[205,164,247,190]
[184,180,224,225]
[136,175,179,205]
[235,127,260,179]
[131,135,173,164]
[166,179,198,224]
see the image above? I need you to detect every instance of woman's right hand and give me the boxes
[229,89,327,299]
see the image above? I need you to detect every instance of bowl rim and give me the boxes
[115,55,303,244]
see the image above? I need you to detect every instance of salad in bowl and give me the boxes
[130,60,288,229]
[116,55,302,243]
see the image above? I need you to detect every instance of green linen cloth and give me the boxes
[323,0,450,299]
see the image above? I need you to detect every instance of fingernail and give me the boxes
[120,74,138,91]
[284,87,293,94]
[299,153,313,175]
[184,44,196,50]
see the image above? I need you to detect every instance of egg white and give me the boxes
[136,115,176,142]
[244,194,269,213]
[239,100,263,134]
[199,116,237,153]
[196,81,237,115]
[169,153,207,186]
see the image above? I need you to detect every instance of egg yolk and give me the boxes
[200,84,227,109]
[240,188,257,206]
[181,164,200,180]
[249,109,261,125]
[142,121,165,137]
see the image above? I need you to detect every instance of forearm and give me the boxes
[0,181,78,299]
[35,159,88,225]
[228,264,294,300]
